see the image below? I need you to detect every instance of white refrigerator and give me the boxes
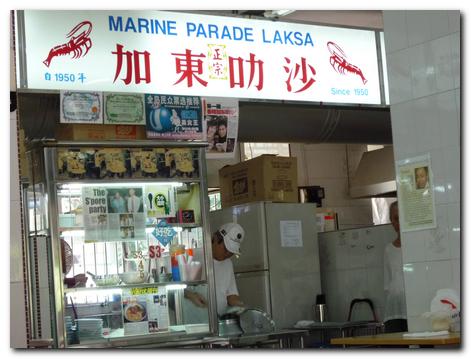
[210,201,322,329]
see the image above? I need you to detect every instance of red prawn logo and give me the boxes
[43,21,93,67]
[327,41,367,85]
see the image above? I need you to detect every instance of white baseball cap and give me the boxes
[218,223,245,255]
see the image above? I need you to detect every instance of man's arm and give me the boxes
[184,289,208,308]
[227,294,244,307]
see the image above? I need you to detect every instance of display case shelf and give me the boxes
[64,280,206,293]
[55,178,201,185]
[24,143,214,348]
[58,223,202,232]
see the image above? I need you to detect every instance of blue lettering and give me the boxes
[196,24,207,38]
[233,26,243,40]
[208,24,219,39]
[109,16,123,32]
[305,33,314,46]
[221,26,231,40]
[331,88,351,96]
[167,20,177,35]
[293,32,303,46]
[245,27,254,42]
[187,22,196,36]
[153,19,166,34]
[284,31,294,45]
[273,30,282,44]
[137,18,149,34]
[262,29,271,43]
[125,17,137,32]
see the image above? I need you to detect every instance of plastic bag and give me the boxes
[422,289,460,332]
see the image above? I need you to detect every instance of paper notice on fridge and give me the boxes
[280,220,303,247]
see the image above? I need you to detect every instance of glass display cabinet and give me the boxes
[23,141,217,348]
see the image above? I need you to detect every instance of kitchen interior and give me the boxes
[205,101,399,347]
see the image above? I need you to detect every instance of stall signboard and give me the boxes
[18,10,382,105]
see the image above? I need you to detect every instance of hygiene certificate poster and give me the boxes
[104,92,145,125]
[396,154,436,232]
[60,90,103,123]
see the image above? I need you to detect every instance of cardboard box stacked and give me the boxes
[55,124,146,141]
[218,155,298,208]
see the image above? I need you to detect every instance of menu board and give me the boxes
[122,287,169,335]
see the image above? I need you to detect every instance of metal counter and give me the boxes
[69,329,308,349]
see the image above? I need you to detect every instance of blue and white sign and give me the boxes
[18,10,382,105]
[152,219,177,247]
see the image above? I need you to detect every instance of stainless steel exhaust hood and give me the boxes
[349,146,397,198]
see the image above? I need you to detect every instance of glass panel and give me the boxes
[57,180,209,345]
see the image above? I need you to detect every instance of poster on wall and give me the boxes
[145,94,203,140]
[144,184,177,219]
[122,287,169,336]
[60,90,103,123]
[82,186,110,242]
[396,154,436,232]
[104,92,145,125]
[82,186,146,242]
[203,98,239,159]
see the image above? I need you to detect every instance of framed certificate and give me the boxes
[104,93,145,125]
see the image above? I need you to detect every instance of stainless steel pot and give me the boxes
[239,309,276,335]
[218,318,243,336]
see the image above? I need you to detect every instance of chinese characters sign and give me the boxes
[19,10,381,105]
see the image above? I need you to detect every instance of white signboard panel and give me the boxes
[20,10,381,105]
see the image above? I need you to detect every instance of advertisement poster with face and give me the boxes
[203,97,239,159]
[145,94,203,140]
[396,154,436,232]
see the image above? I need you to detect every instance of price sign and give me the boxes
[152,219,177,246]
[130,287,158,296]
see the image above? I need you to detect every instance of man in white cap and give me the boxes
[185,222,245,316]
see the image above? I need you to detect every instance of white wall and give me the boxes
[318,224,396,323]
[383,10,460,331]
[291,143,373,230]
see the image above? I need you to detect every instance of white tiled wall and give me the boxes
[318,224,396,322]
[291,143,373,229]
[383,10,460,331]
